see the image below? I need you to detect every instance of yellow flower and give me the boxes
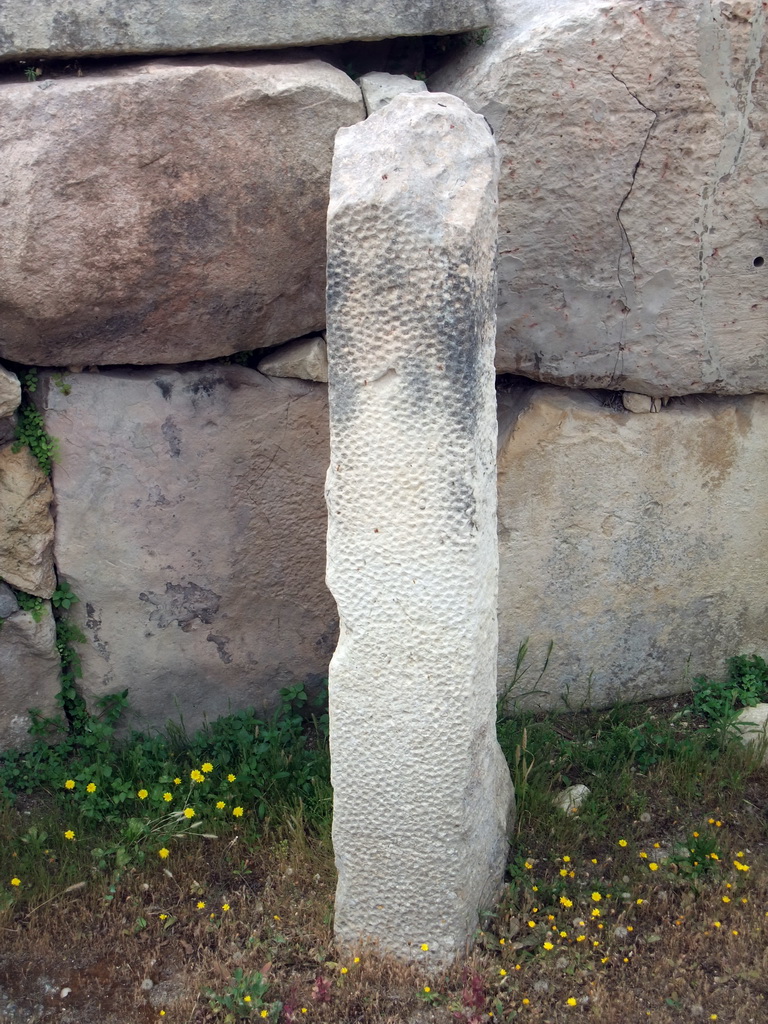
[591,909,601,918]
[591,892,602,902]
[64,830,75,840]
[693,831,699,838]
[159,914,168,921]
[301,1009,307,1014]
[424,986,431,993]
[563,856,571,863]
[201,762,213,773]
[197,901,206,909]
[653,842,660,849]
[639,852,648,859]
[173,777,181,785]
[353,957,360,963]
[65,780,75,789]
[560,931,567,938]
[499,939,505,945]
[190,770,204,783]
[420,943,429,951]
[715,820,722,827]
[627,926,634,932]
[560,896,573,908]
[158,848,170,859]
[86,782,97,793]
[183,808,195,818]
[227,773,237,782]
[649,863,659,871]
[10,878,20,886]
[527,921,535,928]
[524,860,533,869]
[567,998,577,1007]
[734,860,750,872]
[499,968,507,976]
[137,789,148,799]
[273,915,280,921]
[618,839,627,847]
[216,801,225,809]
[636,899,644,905]
[591,858,597,864]
[712,921,721,928]
[722,896,731,903]
[732,930,739,937]
[222,903,230,911]
[710,853,719,861]
[233,806,244,817]
[340,966,348,974]
[559,869,568,877]
[163,792,172,802]
[576,935,586,943]
[522,999,529,1005]
[543,942,553,951]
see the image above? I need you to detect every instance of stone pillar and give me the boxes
[326,92,514,964]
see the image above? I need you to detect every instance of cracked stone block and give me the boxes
[0,0,493,61]
[0,57,363,366]
[434,0,768,396]
[0,605,61,750]
[496,385,768,711]
[326,92,515,963]
[0,443,56,599]
[43,365,336,733]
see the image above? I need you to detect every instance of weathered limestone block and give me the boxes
[434,0,768,396]
[0,365,21,419]
[359,72,428,115]
[0,57,363,366]
[257,335,328,382]
[0,444,56,598]
[0,604,61,750]
[44,365,336,733]
[326,93,514,963]
[496,386,768,710]
[622,392,664,414]
[1,0,493,61]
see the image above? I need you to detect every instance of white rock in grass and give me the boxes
[731,703,768,763]
[553,784,590,815]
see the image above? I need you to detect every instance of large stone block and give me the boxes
[497,385,768,710]
[434,0,768,396]
[0,443,56,598]
[0,1,493,61]
[326,93,514,963]
[0,604,61,751]
[0,57,363,366]
[43,365,336,733]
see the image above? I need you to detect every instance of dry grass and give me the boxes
[1,697,767,1024]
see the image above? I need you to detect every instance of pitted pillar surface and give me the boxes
[325,92,515,963]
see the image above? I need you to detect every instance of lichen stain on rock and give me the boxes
[138,582,220,630]
[161,416,182,458]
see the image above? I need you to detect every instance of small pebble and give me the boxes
[60,989,71,999]
[140,979,154,991]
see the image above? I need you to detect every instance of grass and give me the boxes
[0,658,767,1023]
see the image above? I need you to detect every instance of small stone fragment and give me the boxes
[359,72,428,115]
[0,582,19,619]
[623,392,663,414]
[257,335,328,382]
[553,784,591,814]
[731,703,768,763]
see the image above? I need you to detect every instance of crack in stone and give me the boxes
[608,70,659,388]
[610,71,660,296]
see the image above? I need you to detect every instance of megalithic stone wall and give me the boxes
[325,92,515,963]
